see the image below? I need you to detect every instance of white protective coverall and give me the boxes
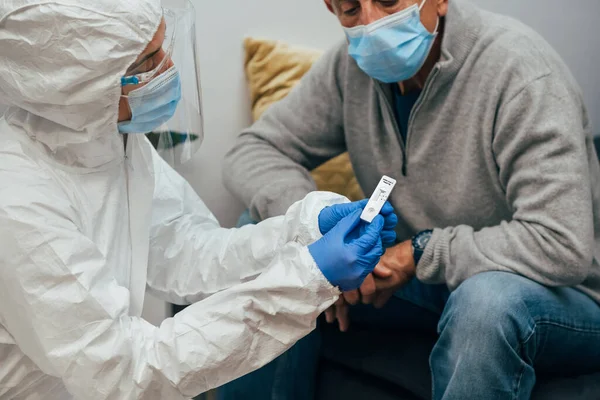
[0,1,344,399]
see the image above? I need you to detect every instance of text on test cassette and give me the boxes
[360,176,397,223]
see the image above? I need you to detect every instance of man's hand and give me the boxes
[324,241,416,330]
[324,296,350,332]
[325,274,381,332]
[367,241,417,308]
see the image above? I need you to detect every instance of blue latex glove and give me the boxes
[309,210,385,291]
[318,200,398,247]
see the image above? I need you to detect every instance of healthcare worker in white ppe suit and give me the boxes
[0,0,399,399]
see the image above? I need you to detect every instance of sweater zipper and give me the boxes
[404,66,441,176]
[374,84,406,174]
[375,66,442,176]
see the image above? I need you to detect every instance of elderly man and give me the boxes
[222,0,600,398]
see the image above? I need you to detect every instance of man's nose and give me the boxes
[357,1,390,25]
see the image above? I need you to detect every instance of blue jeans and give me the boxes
[218,211,600,399]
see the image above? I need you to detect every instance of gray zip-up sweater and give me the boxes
[223,0,600,302]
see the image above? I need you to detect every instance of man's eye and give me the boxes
[343,5,360,15]
[379,0,400,7]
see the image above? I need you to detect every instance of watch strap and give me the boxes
[412,229,433,265]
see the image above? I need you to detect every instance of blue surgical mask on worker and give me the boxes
[343,0,439,83]
[118,66,182,134]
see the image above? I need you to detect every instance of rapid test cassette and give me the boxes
[360,175,397,223]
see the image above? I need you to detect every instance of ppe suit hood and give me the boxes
[0,0,163,167]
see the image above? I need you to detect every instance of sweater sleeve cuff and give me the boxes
[416,228,450,284]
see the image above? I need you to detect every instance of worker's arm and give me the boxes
[0,185,339,400]
[147,147,348,305]
[222,41,349,221]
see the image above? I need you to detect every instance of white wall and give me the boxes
[474,0,600,131]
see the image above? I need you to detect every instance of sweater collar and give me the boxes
[437,0,483,81]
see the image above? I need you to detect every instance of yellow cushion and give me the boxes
[244,37,364,201]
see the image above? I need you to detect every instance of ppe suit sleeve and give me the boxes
[0,186,339,400]
[222,41,349,221]
[417,74,595,290]
[148,150,349,305]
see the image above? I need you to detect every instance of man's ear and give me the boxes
[324,0,335,14]
[437,0,449,17]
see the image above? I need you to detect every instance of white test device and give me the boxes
[360,175,397,223]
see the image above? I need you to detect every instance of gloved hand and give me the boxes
[309,210,385,291]
[318,200,398,247]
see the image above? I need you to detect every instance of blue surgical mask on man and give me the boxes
[344,0,439,83]
[118,66,182,134]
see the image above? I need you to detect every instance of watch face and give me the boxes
[415,231,432,248]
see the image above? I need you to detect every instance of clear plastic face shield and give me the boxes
[121,0,203,166]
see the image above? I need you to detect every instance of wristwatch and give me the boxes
[412,230,433,265]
